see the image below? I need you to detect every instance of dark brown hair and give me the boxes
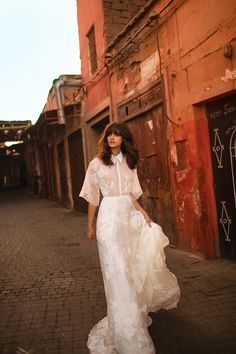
[97,122,139,169]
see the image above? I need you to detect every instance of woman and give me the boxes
[79,122,180,354]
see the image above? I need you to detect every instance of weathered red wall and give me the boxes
[104,0,236,257]
[155,0,236,257]
[76,0,109,116]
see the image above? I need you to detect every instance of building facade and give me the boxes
[76,0,236,258]
[23,75,87,212]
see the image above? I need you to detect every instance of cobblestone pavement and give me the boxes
[0,190,236,354]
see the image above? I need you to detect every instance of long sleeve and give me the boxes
[130,168,143,200]
[79,159,100,206]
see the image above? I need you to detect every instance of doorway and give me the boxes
[68,130,87,212]
[128,105,175,243]
[57,142,69,207]
[207,93,236,258]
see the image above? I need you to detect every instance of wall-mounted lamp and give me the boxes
[223,43,232,58]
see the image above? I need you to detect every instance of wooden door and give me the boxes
[39,145,50,198]
[57,142,69,207]
[49,147,56,198]
[207,94,236,258]
[128,105,175,243]
[68,130,87,212]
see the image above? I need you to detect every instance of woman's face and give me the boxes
[107,132,123,149]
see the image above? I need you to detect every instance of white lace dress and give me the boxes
[79,153,180,354]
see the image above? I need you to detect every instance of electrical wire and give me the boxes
[155,16,180,126]
[82,1,178,88]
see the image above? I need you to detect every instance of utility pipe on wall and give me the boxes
[54,78,82,125]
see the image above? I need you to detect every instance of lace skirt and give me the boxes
[88,195,180,354]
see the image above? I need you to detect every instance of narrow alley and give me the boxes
[0,189,236,354]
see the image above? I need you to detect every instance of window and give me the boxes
[87,25,97,75]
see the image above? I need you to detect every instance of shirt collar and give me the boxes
[111,151,123,164]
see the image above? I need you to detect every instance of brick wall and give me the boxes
[103,0,147,43]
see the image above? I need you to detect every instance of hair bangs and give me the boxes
[105,124,122,138]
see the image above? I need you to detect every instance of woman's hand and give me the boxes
[142,211,153,228]
[133,200,152,227]
[87,203,97,242]
[87,225,96,242]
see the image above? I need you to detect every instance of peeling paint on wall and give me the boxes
[147,119,153,130]
[170,145,178,166]
[140,51,159,81]
[176,187,201,225]
[176,194,185,224]
[190,187,201,217]
[176,169,187,182]
[221,68,236,82]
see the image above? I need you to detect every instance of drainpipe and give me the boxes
[54,78,82,124]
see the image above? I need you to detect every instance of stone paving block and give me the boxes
[0,190,236,354]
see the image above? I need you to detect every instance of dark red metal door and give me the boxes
[39,145,50,198]
[128,105,175,243]
[57,142,69,207]
[68,130,87,212]
[207,94,236,259]
[49,147,56,198]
